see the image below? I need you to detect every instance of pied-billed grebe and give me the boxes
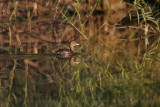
[54,41,79,59]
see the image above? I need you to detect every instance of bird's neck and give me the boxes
[70,45,75,52]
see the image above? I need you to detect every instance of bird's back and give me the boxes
[54,49,74,59]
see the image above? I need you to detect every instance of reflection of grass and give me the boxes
[33,57,160,107]
[65,64,160,106]
[0,0,160,106]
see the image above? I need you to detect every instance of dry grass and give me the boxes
[0,0,160,106]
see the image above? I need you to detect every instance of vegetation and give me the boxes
[0,0,160,106]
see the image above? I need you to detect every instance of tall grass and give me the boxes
[0,0,160,106]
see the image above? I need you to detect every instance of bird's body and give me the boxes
[54,49,75,59]
[54,41,79,59]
